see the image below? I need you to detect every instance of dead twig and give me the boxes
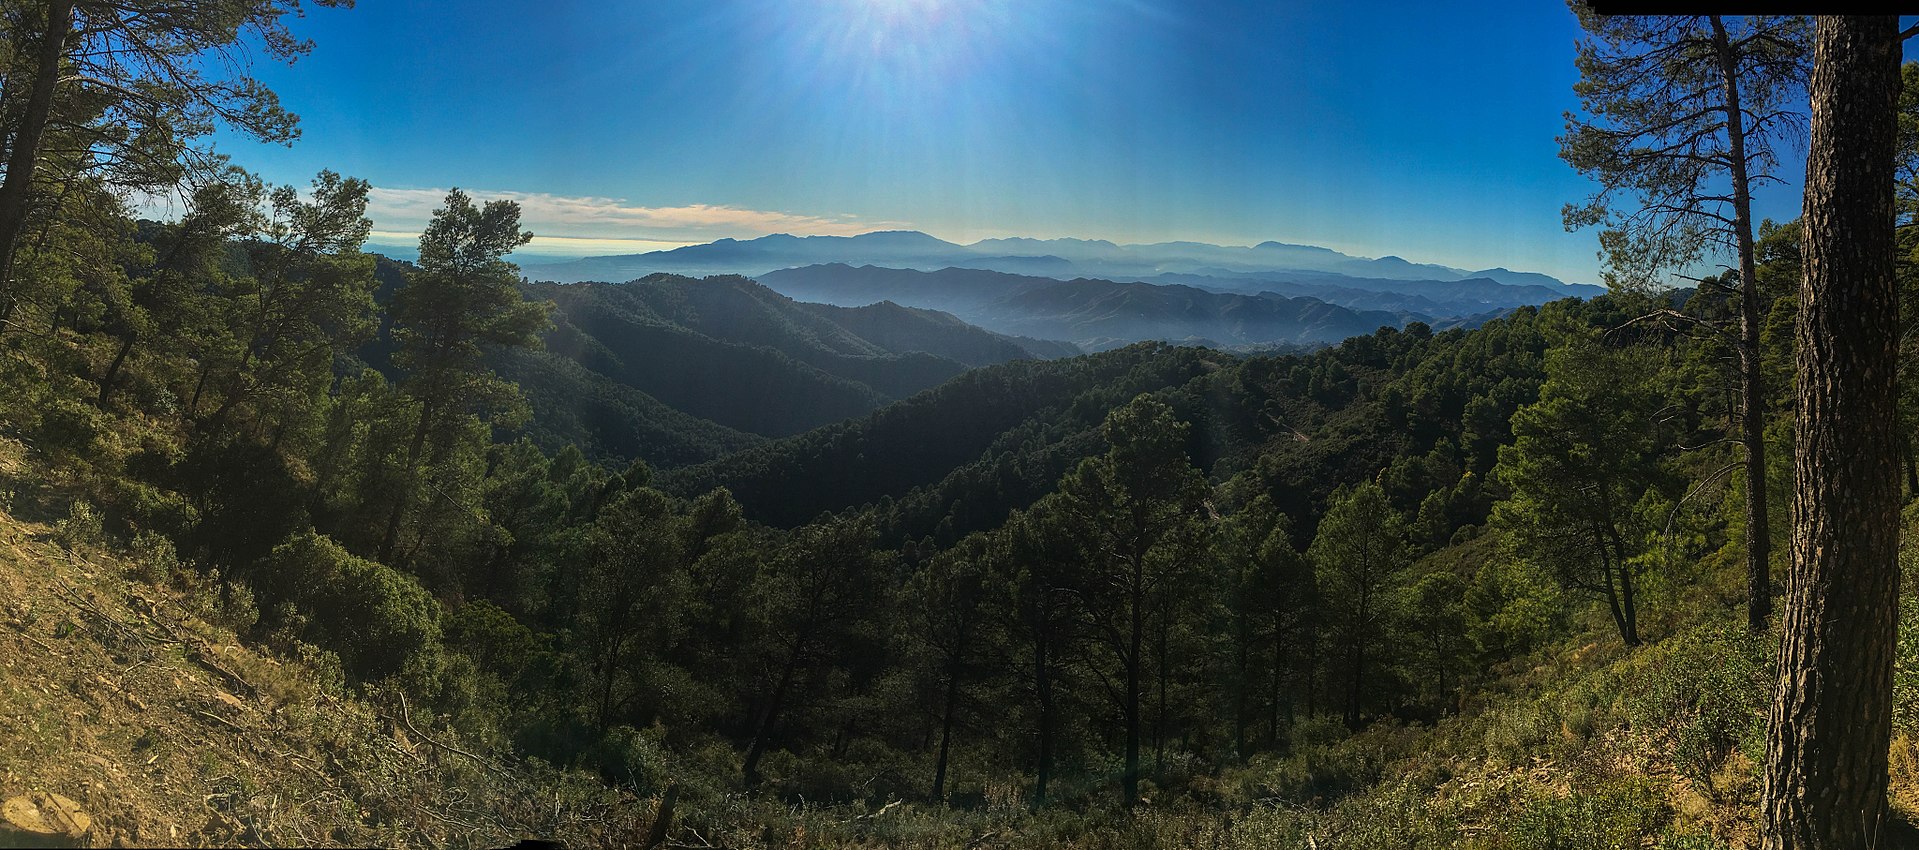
[412,801,485,834]
[191,706,250,733]
[395,691,511,777]
[9,624,64,656]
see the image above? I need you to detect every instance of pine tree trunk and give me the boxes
[1711,14,1776,634]
[98,331,136,407]
[931,661,960,801]
[1346,639,1364,729]
[1612,530,1640,647]
[0,0,73,326]
[1761,16,1903,849]
[1233,616,1249,757]
[1032,625,1054,810]
[1154,607,1168,778]
[1269,611,1285,749]
[1303,624,1317,719]
[742,647,801,790]
[1346,587,1368,729]
[380,399,434,562]
[1122,563,1143,808]
[1595,525,1638,647]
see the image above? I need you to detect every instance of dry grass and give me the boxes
[0,437,658,848]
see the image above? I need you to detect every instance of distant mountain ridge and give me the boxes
[526,229,1600,293]
[522,230,1601,329]
[756,264,1412,351]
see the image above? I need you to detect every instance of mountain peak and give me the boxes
[852,229,943,242]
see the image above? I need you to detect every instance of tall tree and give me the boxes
[1309,480,1410,729]
[1002,507,1078,810]
[1218,495,1312,754]
[907,532,996,802]
[1049,393,1206,808]
[1762,15,1904,848]
[198,170,377,437]
[739,517,890,789]
[379,189,548,563]
[1492,331,1673,647]
[1560,10,1809,632]
[579,487,691,732]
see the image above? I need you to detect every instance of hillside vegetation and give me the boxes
[493,274,1076,468]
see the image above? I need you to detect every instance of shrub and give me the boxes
[33,396,104,463]
[1617,625,1768,784]
[53,498,103,551]
[258,530,444,682]
[585,724,672,797]
[127,529,183,585]
[1501,776,1668,850]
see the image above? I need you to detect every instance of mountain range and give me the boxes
[524,230,1599,291]
[756,264,1409,351]
[520,230,1603,328]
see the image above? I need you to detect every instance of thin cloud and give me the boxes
[366,187,910,245]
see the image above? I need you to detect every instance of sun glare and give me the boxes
[802,0,1018,79]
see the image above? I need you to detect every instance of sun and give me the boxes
[829,0,959,55]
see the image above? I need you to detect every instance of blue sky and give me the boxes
[212,2,1855,284]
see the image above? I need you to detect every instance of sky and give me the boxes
[207,1,1873,285]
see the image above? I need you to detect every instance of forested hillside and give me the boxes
[484,274,1075,467]
[0,5,1914,849]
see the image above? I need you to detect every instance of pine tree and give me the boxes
[1308,480,1410,728]
[1560,10,1809,632]
[1761,15,1905,848]
[1492,331,1673,647]
[1048,393,1207,808]
[379,189,549,565]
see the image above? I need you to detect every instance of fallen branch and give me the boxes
[192,706,250,734]
[412,801,485,834]
[9,623,63,656]
[396,691,510,777]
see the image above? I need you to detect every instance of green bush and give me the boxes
[443,600,556,692]
[109,477,198,541]
[1500,776,1667,850]
[1617,625,1768,783]
[258,530,444,682]
[53,498,103,551]
[33,396,105,463]
[585,724,672,797]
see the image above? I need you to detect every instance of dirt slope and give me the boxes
[0,441,654,848]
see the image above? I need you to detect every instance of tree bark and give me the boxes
[1269,610,1285,749]
[1762,16,1902,849]
[1233,608,1250,757]
[931,662,960,801]
[1154,603,1168,778]
[741,647,800,790]
[98,330,135,407]
[1346,578,1371,729]
[931,616,972,802]
[1711,15,1777,635]
[640,784,678,850]
[1612,530,1641,647]
[1122,559,1143,808]
[1031,623,1054,810]
[0,0,74,327]
[379,398,434,563]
